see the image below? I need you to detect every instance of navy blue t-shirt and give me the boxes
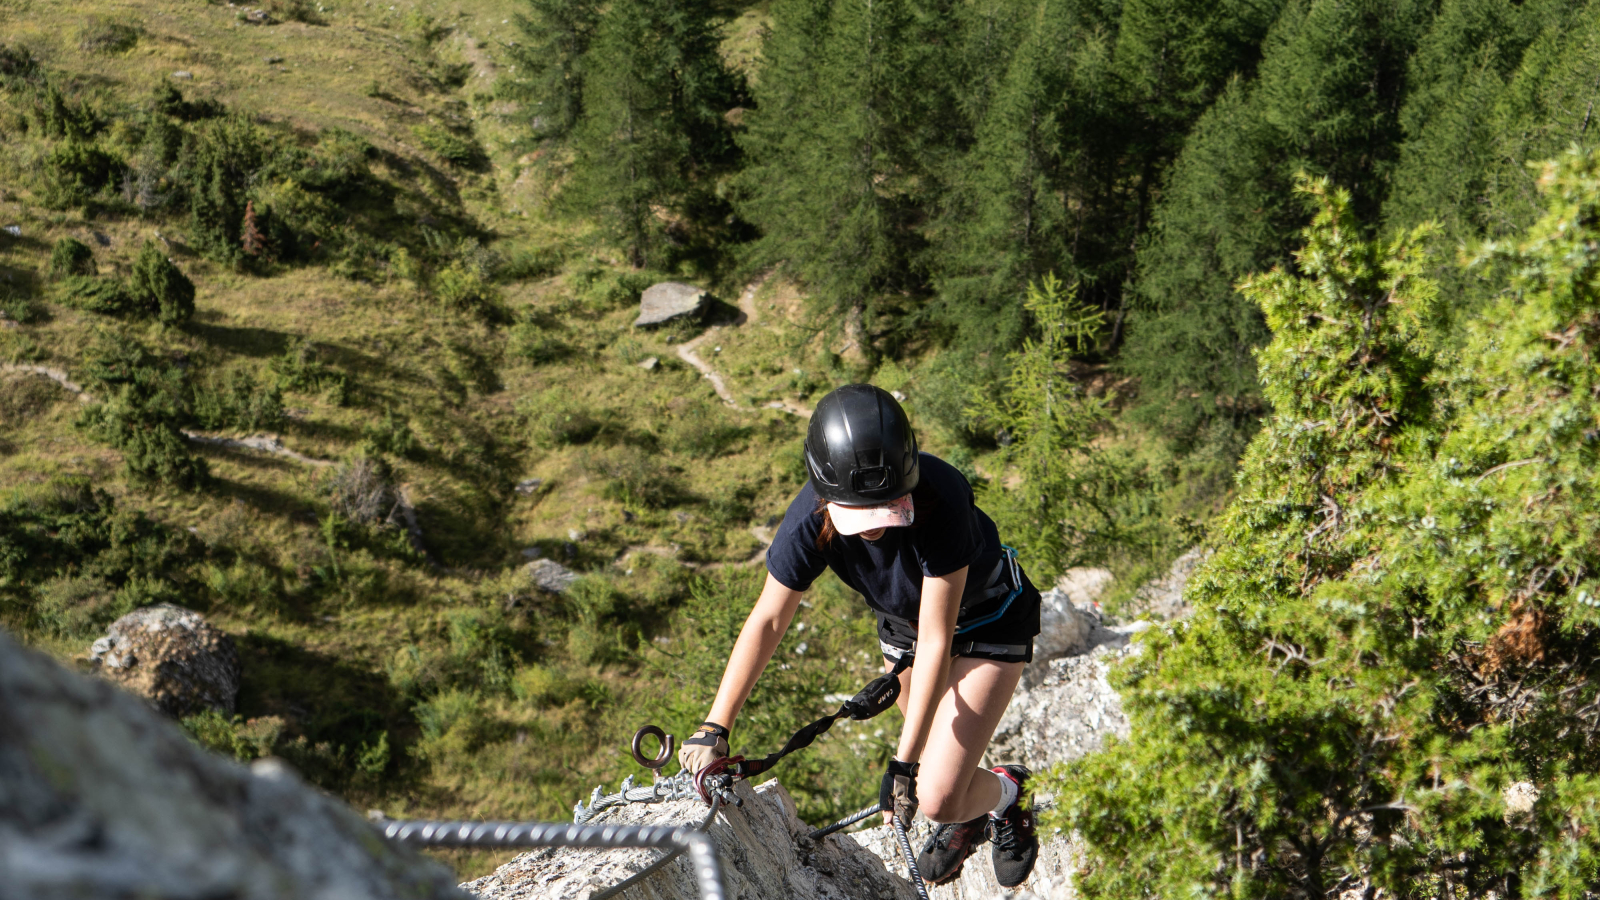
[767,453,1016,624]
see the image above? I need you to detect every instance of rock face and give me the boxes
[635,283,709,327]
[0,628,466,900]
[462,779,915,900]
[1124,546,1208,621]
[987,627,1143,774]
[89,603,241,718]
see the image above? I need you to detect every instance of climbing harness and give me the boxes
[954,545,1025,635]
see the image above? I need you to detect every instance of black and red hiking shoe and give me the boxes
[916,814,990,885]
[990,765,1039,888]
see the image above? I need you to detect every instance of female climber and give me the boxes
[677,383,1041,888]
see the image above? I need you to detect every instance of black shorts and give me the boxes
[875,588,1040,665]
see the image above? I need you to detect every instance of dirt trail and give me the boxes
[675,275,812,419]
[2,364,92,402]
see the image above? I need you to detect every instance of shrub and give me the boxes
[128,240,195,325]
[412,123,487,168]
[1062,156,1600,897]
[0,478,199,631]
[190,368,284,431]
[76,335,207,488]
[77,17,140,53]
[327,455,399,526]
[40,141,123,208]
[362,407,418,458]
[57,275,134,314]
[48,237,95,278]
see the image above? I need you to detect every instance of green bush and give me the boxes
[48,237,95,278]
[40,141,123,208]
[412,123,487,168]
[129,240,195,325]
[76,335,207,488]
[190,368,284,431]
[0,478,199,634]
[77,17,140,54]
[1062,154,1600,897]
[57,275,134,314]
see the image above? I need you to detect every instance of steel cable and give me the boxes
[893,816,932,900]
[588,793,726,900]
[806,803,882,840]
[382,819,726,900]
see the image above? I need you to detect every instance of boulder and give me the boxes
[89,603,241,718]
[462,778,915,900]
[0,628,466,900]
[634,283,709,328]
[523,558,580,594]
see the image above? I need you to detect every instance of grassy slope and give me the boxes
[0,0,893,876]
[0,0,1205,878]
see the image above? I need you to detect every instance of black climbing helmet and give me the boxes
[804,384,920,506]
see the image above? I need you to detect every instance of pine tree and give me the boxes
[565,0,741,268]
[967,273,1110,582]
[130,240,196,326]
[241,199,268,259]
[1119,0,1436,449]
[930,0,1104,359]
[739,0,960,337]
[503,0,602,141]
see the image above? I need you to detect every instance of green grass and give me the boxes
[0,0,1217,880]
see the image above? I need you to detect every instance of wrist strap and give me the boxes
[886,758,919,777]
[697,721,730,739]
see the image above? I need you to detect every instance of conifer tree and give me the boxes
[241,199,268,260]
[565,0,741,268]
[503,0,602,140]
[1120,0,1435,448]
[129,240,196,326]
[740,0,960,336]
[930,0,1104,357]
[967,273,1110,581]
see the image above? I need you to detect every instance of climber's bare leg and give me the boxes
[887,655,1024,823]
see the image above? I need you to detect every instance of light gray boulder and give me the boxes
[524,558,580,594]
[635,283,709,327]
[0,628,466,900]
[89,603,241,718]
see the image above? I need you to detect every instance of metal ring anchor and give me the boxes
[631,725,676,770]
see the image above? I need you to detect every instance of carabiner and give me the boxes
[693,754,745,805]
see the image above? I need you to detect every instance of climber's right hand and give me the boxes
[677,721,730,775]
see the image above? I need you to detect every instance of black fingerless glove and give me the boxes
[684,722,729,747]
[880,758,919,824]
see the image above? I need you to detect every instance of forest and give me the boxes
[2,0,1599,893]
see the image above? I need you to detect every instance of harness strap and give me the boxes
[880,639,1032,659]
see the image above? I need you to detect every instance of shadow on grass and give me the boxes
[210,475,319,523]
[188,320,292,358]
[235,629,417,786]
